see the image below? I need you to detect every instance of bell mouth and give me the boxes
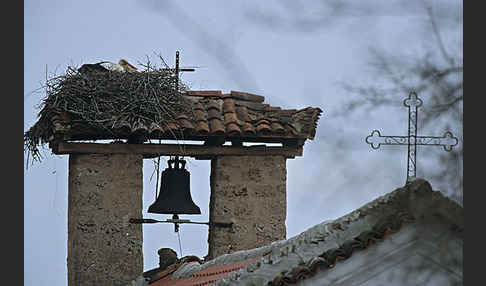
[148,204,201,215]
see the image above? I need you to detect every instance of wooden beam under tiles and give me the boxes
[60,134,306,145]
[53,142,303,159]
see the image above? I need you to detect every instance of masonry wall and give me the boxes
[68,154,143,286]
[207,155,287,259]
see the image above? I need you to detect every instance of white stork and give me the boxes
[119,59,138,72]
[78,59,137,74]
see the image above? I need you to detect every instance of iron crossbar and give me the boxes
[129,217,233,232]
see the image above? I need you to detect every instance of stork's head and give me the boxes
[119,59,137,71]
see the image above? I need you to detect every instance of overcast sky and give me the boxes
[24,1,461,285]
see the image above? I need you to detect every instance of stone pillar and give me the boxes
[67,154,143,286]
[207,155,287,259]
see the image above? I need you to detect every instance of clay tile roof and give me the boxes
[29,89,322,144]
[150,258,258,286]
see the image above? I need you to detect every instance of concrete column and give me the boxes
[207,155,287,259]
[67,154,143,286]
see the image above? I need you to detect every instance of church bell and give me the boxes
[148,157,201,215]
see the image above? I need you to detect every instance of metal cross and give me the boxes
[365,92,458,185]
[161,51,196,93]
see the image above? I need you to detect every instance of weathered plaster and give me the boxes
[207,155,287,259]
[68,154,143,286]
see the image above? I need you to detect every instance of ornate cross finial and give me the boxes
[365,91,458,185]
[403,92,423,108]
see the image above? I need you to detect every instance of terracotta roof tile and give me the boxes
[186,90,223,97]
[193,101,205,111]
[223,112,238,125]
[222,98,236,114]
[151,258,258,286]
[207,109,221,121]
[165,122,179,133]
[195,121,210,135]
[256,123,272,134]
[229,90,265,102]
[267,106,282,111]
[271,122,286,134]
[235,106,251,122]
[256,119,271,126]
[234,100,266,111]
[275,109,297,116]
[207,100,222,111]
[208,118,225,135]
[177,115,195,131]
[147,263,181,284]
[194,109,207,122]
[225,123,242,136]
[241,122,256,135]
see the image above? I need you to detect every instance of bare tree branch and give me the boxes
[424,2,455,66]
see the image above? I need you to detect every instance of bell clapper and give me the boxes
[173,214,180,232]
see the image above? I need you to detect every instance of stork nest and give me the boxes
[24,62,194,164]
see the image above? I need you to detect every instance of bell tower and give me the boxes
[25,50,322,286]
[44,90,320,283]
[31,88,320,285]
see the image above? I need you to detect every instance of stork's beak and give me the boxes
[127,63,137,70]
